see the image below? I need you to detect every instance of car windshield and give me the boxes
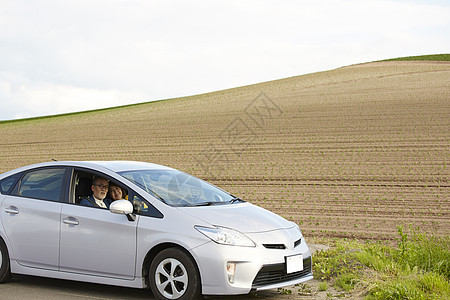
[119,169,241,207]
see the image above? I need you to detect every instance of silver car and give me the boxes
[0,161,312,299]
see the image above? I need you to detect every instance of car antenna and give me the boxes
[52,158,58,161]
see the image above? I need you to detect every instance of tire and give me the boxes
[0,238,12,283]
[149,248,201,300]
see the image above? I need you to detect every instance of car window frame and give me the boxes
[70,167,163,218]
[11,167,71,203]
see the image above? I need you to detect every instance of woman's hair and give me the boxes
[108,181,127,198]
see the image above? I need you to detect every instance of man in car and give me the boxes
[80,176,113,208]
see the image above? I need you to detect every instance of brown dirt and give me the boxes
[1,60,448,299]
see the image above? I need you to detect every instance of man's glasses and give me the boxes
[93,184,109,190]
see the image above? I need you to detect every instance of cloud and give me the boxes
[0,75,145,119]
[0,0,449,120]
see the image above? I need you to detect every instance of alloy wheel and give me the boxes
[154,258,188,299]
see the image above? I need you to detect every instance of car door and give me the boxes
[1,168,67,270]
[60,193,138,280]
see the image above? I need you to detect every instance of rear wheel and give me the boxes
[149,248,201,300]
[0,238,12,283]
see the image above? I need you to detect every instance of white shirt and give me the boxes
[94,196,107,208]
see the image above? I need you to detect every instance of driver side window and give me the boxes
[73,170,134,210]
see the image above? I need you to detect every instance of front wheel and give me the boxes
[0,238,12,283]
[149,248,201,300]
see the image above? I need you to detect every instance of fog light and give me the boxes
[226,262,236,283]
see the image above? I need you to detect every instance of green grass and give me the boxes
[381,54,450,61]
[318,281,328,291]
[313,226,450,299]
[0,98,171,125]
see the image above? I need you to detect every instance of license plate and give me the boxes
[286,254,303,274]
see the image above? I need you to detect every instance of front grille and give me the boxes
[263,244,286,249]
[263,238,301,250]
[252,256,312,288]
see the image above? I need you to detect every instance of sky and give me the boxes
[0,0,449,121]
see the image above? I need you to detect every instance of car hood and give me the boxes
[177,202,294,233]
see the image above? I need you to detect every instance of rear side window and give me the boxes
[17,168,65,202]
[0,173,22,195]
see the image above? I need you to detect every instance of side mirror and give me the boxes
[110,200,133,215]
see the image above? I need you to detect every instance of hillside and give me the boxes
[0,60,449,240]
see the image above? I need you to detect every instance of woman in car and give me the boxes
[108,182,127,201]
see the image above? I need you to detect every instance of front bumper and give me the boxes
[191,227,313,295]
[252,256,313,290]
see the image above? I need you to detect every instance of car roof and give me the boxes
[77,161,174,172]
[1,161,174,177]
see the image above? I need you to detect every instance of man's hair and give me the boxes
[92,175,108,185]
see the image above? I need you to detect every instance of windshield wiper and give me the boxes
[192,202,214,206]
[230,196,245,203]
[192,201,232,206]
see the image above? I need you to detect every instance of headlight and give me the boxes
[195,226,256,247]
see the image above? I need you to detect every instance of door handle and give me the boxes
[5,206,19,214]
[63,217,79,226]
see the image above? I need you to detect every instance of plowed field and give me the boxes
[1,61,449,240]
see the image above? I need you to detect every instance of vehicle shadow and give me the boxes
[8,275,287,300]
